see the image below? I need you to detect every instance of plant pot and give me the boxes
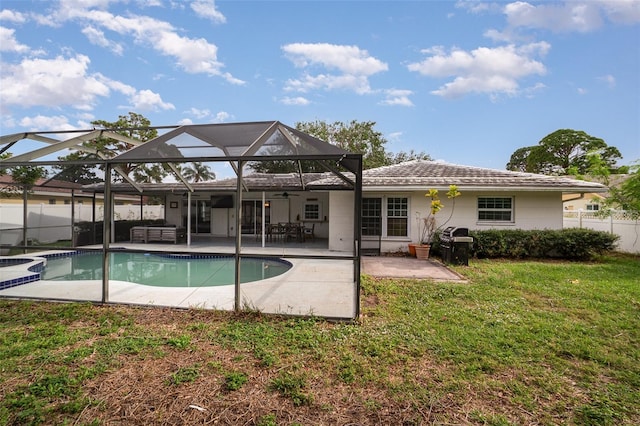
[408,243,417,257]
[415,244,431,260]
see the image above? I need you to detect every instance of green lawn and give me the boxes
[1,254,638,425]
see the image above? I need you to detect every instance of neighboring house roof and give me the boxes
[309,160,609,192]
[562,173,632,205]
[0,175,87,196]
[0,175,140,201]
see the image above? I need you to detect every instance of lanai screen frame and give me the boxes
[0,121,364,320]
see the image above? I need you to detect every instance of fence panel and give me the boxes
[1,204,165,247]
[563,210,639,254]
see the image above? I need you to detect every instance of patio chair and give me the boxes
[303,223,315,241]
[285,223,302,242]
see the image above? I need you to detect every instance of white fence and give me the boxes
[0,204,165,248]
[563,209,639,254]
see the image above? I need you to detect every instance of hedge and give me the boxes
[466,228,619,260]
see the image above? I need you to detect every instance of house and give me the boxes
[563,174,630,212]
[126,160,607,254]
[306,160,609,253]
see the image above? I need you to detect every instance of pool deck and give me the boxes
[0,238,357,319]
[0,237,465,319]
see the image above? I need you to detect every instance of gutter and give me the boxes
[362,186,609,193]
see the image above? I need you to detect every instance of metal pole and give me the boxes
[22,185,27,254]
[261,191,266,247]
[187,192,192,246]
[234,161,243,311]
[102,164,112,303]
[353,155,363,320]
[71,189,75,246]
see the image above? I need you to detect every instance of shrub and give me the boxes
[469,228,618,260]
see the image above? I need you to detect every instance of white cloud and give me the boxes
[81,25,124,55]
[595,0,640,24]
[0,53,174,113]
[0,26,29,52]
[387,131,403,143]
[598,74,616,88]
[577,87,588,95]
[504,1,603,32]
[186,107,212,119]
[0,54,110,109]
[17,114,78,131]
[33,2,243,84]
[281,96,310,106]
[380,89,414,107]
[191,0,226,24]
[214,111,230,122]
[502,1,640,33]
[128,89,175,111]
[282,43,388,95]
[283,43,388,75]
[181,108,230,122]
[407,43,549,98]
[0,9,27,23]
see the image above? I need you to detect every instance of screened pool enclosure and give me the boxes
[0,121,363,320]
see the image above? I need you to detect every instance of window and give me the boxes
[586,203,600,211]
[48,199,56,205]
[303,202,321,221]
[387,197,408,237]
[362,197,409,237]
[362,198,381,236]
[478,197,513,222]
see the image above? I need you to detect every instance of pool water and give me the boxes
[41,252,292,287]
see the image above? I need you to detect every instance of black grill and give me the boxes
[440,227,472,265]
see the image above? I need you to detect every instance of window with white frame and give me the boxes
[477,197,513,222]
[386,197,408,237]
[586,203,600,211]
[303,202,322,221]
[361,197,409,237]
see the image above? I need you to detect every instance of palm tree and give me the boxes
[181,162,215,183]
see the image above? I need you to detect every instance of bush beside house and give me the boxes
[465,228,619,260]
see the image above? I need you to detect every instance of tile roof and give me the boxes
[308,160,608,192]
[80,160,608,194]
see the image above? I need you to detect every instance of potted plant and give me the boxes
[415,185,461,260]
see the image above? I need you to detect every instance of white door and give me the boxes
[210,208,229,236]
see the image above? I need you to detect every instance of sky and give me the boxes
[1,0,639,179]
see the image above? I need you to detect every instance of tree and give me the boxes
[0,153,48,197]
[386,149,432,164]
[250,120,431,173]
[506,129,622,175]
[54,112,164,183]
[599,160,640,219]
[181,162,216,183]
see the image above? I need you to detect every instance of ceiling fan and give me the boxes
[273,191,299,198]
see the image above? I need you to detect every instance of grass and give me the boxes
[0,253,638,425]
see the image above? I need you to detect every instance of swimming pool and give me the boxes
[40,252,292,287]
